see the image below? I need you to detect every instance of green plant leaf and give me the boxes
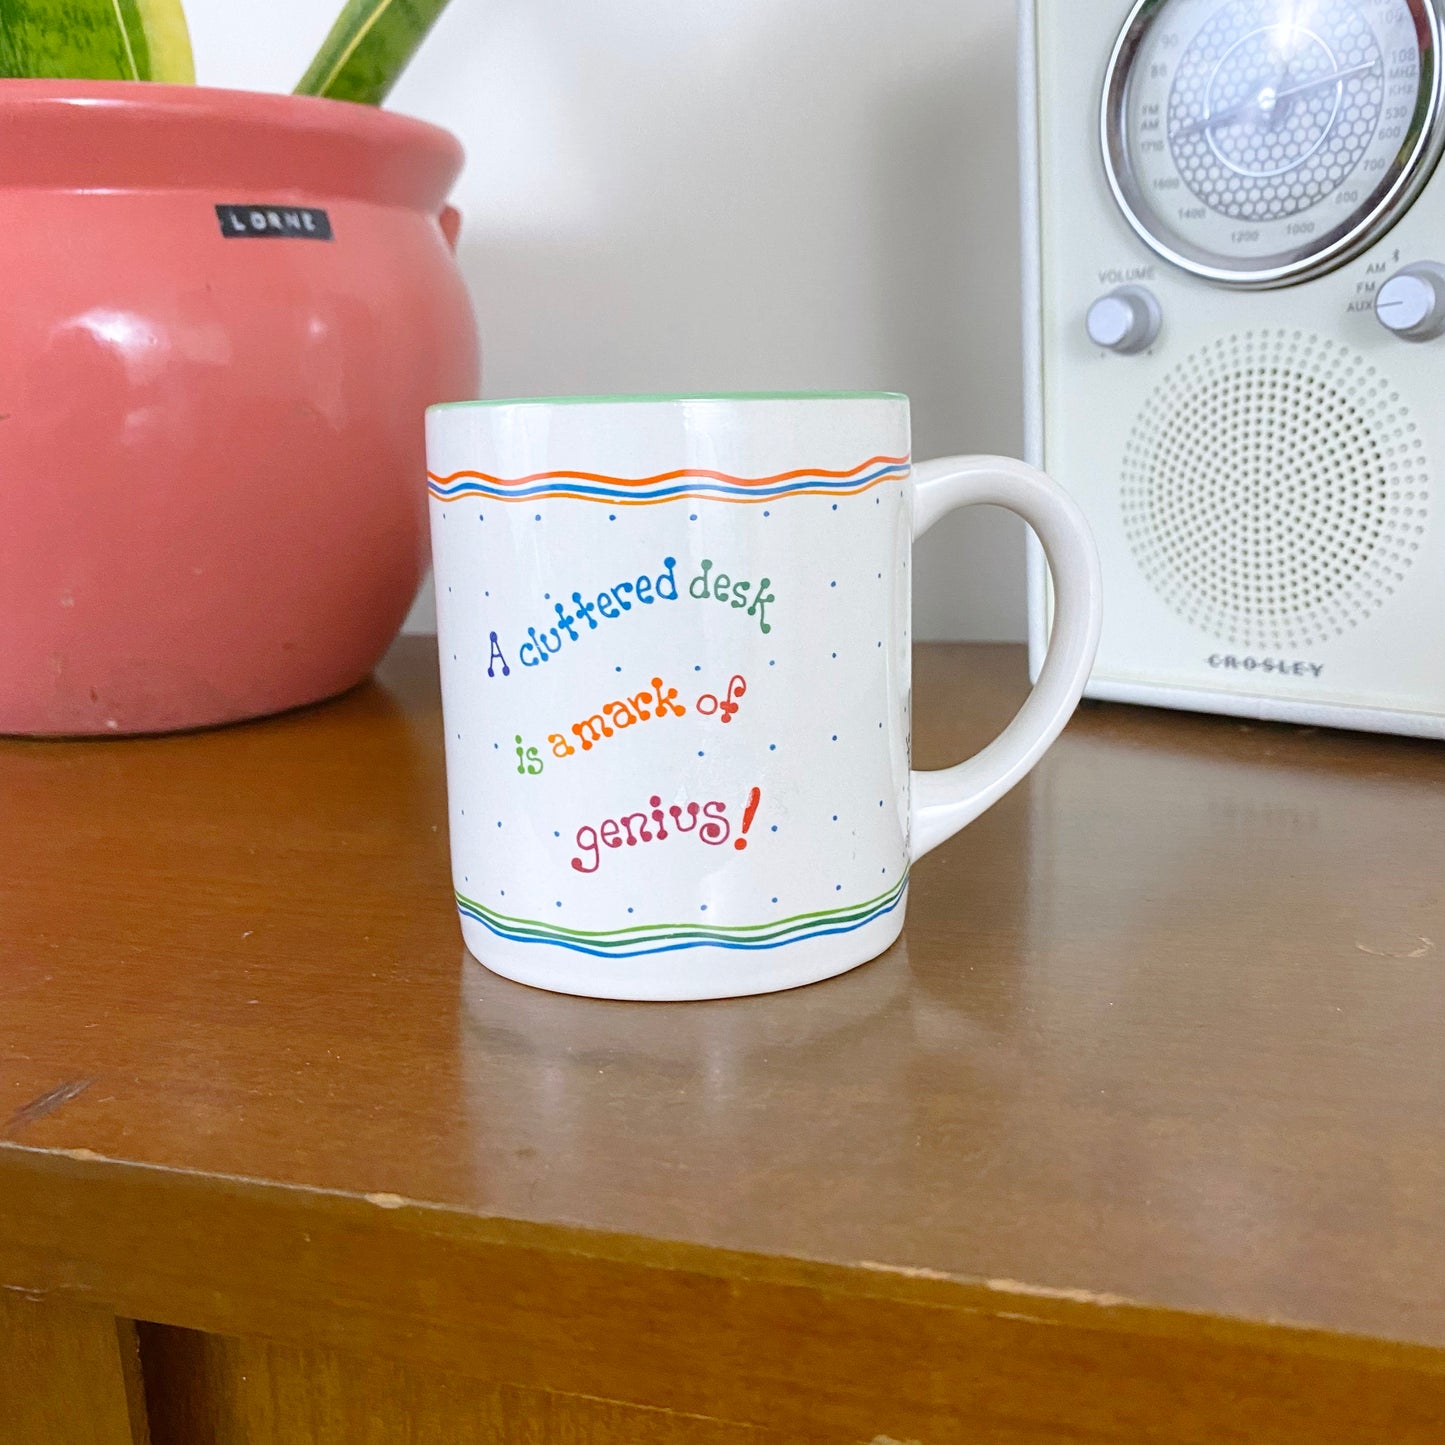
[0,0,195,82]
[294,0,451,106]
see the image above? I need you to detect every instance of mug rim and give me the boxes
[428,391,908,414]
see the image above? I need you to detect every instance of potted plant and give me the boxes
[0,0,478,734]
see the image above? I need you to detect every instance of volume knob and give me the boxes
[1375,262,1445,341]
[1086,285,1162,354]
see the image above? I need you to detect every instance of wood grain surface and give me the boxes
[0,1293,148,1445]
[137,1325,786,1445]
[1,640,1443,1441]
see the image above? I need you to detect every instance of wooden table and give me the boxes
[2,640,1443,1444]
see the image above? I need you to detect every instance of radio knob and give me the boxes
[1375,262,1445,341]
[1086,285,1162,354]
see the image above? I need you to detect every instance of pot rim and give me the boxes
[0,79,464,210]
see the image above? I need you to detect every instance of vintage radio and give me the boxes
[1023,0,1445,736]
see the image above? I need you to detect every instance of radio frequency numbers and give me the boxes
[1101,0,1445,286]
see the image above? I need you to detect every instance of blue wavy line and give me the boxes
[428,464,910,503]
[456,887,907,959]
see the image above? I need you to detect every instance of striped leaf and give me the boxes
[0,0,195,82]
[294,0,451,106]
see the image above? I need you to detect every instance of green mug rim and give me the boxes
[428,391,908,413]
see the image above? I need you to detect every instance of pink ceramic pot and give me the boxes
[0,81,479,735]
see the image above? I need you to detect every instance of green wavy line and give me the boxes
[458,903,894,949]
[457,892,905,951]
[454,875,908,944]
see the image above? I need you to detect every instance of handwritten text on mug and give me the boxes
[485,557,778,678]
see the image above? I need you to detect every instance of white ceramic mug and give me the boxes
[427,393,1101,1000]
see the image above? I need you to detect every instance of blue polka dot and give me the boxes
[690,513,698,521]
[628,906,634,913]
[771,896,778,903]
[615,665,622,672]
[698,750,705,757]
[700,904,708,912]
[831,503,838,511]
[769,743,776,751]
[831,734,838,741]
[832,814,838,821]
[609,513,617,521]
[764,510,771,517]
[492,742,498,749]
[830,581,837,588]
[835,884,842,891]
[553,830,560,838]
[769,660,775,666]
[555,901,562,908]
[544,592,551,600]
[770,824,778,832]
[831,651,837,659]
[496,821,501,828]
[534,513,542,521]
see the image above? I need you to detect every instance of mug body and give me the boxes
[427,394,913,1000]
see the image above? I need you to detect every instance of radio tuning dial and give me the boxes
[1086,285,1162,354]
[1375,262,1445,341]
[1101,0,1445,287]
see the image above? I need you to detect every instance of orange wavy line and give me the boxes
[426,454,910,490]
[429,479,901,506]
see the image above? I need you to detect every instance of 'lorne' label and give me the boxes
[215,205,333,240]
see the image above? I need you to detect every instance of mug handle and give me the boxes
[910,455,1103,861]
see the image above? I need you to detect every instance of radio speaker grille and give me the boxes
[1121,330,1428,650]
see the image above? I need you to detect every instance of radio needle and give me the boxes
[1171,59,1381,141]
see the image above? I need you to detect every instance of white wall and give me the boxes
[187,0,1027,641]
